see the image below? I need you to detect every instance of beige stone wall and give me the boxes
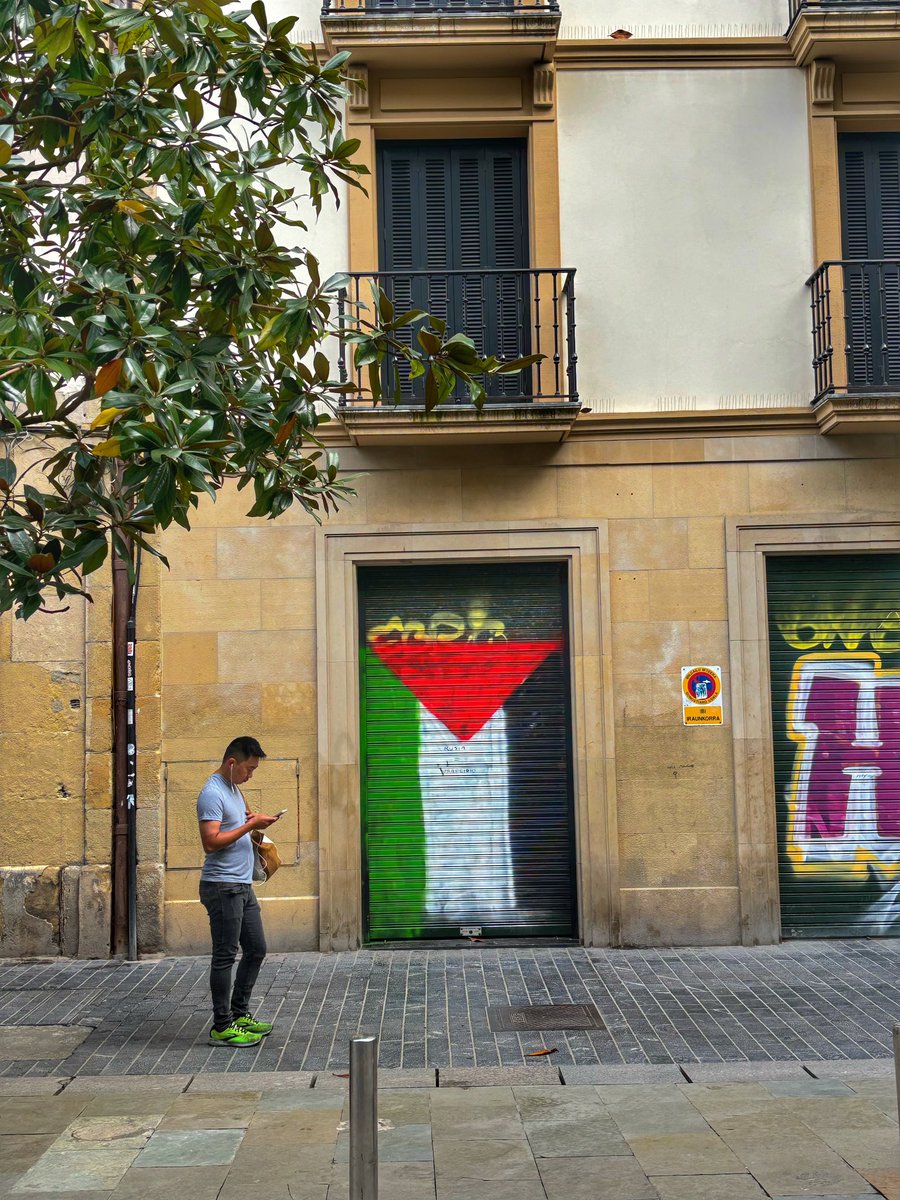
[158,490,319,953]
[154,425,900,951]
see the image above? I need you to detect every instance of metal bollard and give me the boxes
[349,1035,379,1200]
[894,1023,900,1142]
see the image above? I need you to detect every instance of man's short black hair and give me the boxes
[222,736,266,763]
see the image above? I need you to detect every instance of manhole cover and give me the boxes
[486,1004,605,1032]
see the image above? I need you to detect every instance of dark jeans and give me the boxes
[199,881,267,1031]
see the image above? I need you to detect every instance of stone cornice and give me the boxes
[554,36,795,70]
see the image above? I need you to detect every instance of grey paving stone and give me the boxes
[158,1093,258,1130]
[314,1068,435,1089]
[525,1116,629,1158]
[328,1160,434,1200]
[0,1095,92,1135]
[629,1131,745,1176]
[11,1146,140,1192]
[434,1137,540,1181]
[600,1084,712,1137]
[187,1070,313,1091]
[0,1079,70,1096]
[680,1061,811,1084]
[135,1128,245,1168]
[770,1196,876,1200]
[258,1087,345,1111]
[807,1059,895,1079]
[436,1182,547,1200]
[561,1064,684,1085]
[65,1074,192,1093]
[439,1066,559,1087]
[0,1026,92,1062]
[538,1155,657,1200]
[110,1164,230,1199]
[334,1122,433,1163]
[678,1082,778,1120]
[651,1176,769,1200]
[52,1114,159,1152]
[764,1078,855,1097]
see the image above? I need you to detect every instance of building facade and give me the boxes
[3,0,900,956]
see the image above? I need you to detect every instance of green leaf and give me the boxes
[186,89,204,128]
[171,261,190,310]
[38,17,74,68]
[30,369,56,417]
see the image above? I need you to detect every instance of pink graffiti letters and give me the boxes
[787,654,900,875]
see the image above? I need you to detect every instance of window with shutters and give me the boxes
[838,133,900,392]
[377,139,531,402]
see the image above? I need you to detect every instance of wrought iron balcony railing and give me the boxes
[323,0,558,14]
[337,268,577,406]
[789,0,900,23]
[807,260,900,403]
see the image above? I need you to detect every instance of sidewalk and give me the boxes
[1,942,899,1198]
[1,941,898,1077]
[0,1062,898,1199]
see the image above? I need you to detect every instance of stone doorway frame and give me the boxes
[726,513,900,945]
[315,521,617,951]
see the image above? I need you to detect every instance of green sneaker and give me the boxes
[209,1022,263,1048]
[232,1014,274,1037]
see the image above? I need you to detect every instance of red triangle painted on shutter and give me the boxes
[370,638,562,742]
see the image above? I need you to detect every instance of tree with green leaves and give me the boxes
[0,0,534,619]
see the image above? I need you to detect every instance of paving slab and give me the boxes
[257,1087,346,1111]
[599,1084,712,1137]
[135,1128,245,1167]
[335,1122,433,1163]
[52,1114,159,1153]
[651,1174,769,1199]
[764,1078,856,1097]
[710,1111,876,1197]
[187,1070,313,1092]
[82,1093,175,1118]
[439,1066,559,1087]
[110,1163,230,1199]
[11,1145,140,1192]
[0,1095,91,1135]
[65,1074,192,1093]
[514,1085,605,1122]
[860,1167,900,1199]
[679,1083,776,1120]
[433,1136,541,1181]
[158,1092,259,1129]
[435,1181,547,1200]
[0,1133,59,1191]
[0,1078,70,1096]
[680,1061,811,1084]
[808,1059,895,1080]
[538,1154,657,1200]
[224,1143,334,1188]
[524,1115,629,1157]
[848,1079,899,1117]
[315,1068,435,1089]
[561,1063,684,1085]
[241,1108,340,1147]
[328,1160,435,1200]
[628,1130,745,1176]
[0,1026,92,1061]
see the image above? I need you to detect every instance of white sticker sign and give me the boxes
[681,665,723,726]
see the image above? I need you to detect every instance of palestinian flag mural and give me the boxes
[359,563,576,942]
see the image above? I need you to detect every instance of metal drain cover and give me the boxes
[487,1004,605,1032]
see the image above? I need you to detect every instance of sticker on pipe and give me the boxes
[682,665,723,726]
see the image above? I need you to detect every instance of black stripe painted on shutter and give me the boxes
[378,140,529,401]
[766,554,900,939]
[839,134,900,389]
[359,562,577,943]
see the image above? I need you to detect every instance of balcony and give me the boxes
[321,0,560,69]
[807,259,900,433]
[787,0,900,65]
[335,267,581,444]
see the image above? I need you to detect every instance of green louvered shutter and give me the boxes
[767,554,900,939]
[377,140,529,402]
[839,134,900,389]
[359,562,577,943]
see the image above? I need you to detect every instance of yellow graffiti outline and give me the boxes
[785,651,900,880]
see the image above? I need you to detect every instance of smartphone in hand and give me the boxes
[273,809,288,820]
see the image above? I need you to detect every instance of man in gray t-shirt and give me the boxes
[197,736,280,1048]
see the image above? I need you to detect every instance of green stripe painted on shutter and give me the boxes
[766,554,900,939]
[360,649,426,941]
[359,562,577,943]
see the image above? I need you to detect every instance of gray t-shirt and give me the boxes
[197,774,254,883]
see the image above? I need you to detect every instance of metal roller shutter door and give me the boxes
[767,554,900,938]
[359,562,577,943]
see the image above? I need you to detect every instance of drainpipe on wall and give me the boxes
[111,541,140,959]
[126,548,142,962]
